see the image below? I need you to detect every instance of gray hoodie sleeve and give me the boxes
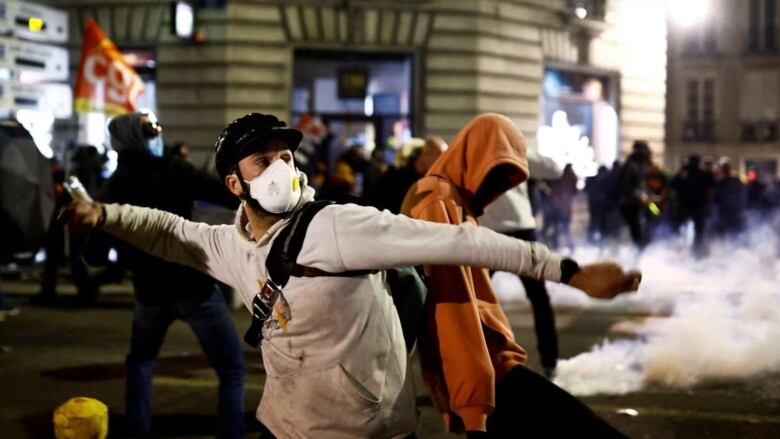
[100,203,238,286]
[297,204,563,281]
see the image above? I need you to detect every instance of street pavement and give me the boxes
[1,278,779,438]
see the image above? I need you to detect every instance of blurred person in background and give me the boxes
[35,160,70,305]
[644,158,671,243]
[376,136,448,214]
[600,160,624,243]
[480,142,562,377]
[546,164,578,252]
[168,142,192,163]
[712,161,747,238]
[99,111,245,439]
[319,144,367,204]
[362,147,390,206]
[0,216,15,321]
[747,169,779,220]
[584,165,609,243]
[71,144,106,195]
[672,154,715,257]
[69,145,109,301]
[0,217,20,319]
[35,155,112,305]
[618,141,652,249]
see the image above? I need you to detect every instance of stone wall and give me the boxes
[48,0,666,164]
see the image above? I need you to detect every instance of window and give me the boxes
[683,78,717,142]
[682,6,717,54]
[704,26,717,51]
[683,26,717,54]
[767,0,777,51]
[750,0,761,50]
[740,70,778,142]
[703,79,715,122]
[749,0,777,52]
[686,80,699,122]
[541,67,619,167]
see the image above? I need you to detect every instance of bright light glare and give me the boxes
[80,112,107,152]
[102,149,118,179]
[139,108,158,124]
[575,7,588,20]
[364,95,374,117]
[175,2,195,38]
[536,110,599,183]
[16,109,54,159]
[669,0,710,28]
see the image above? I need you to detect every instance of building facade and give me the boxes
[47,0,666,171]
[667,0,780,176]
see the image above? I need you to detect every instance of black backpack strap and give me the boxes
[266,200,375,287]
[266,200,332,287]
[292,265,376,278]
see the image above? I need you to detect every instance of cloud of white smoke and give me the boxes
[492,224,780,396]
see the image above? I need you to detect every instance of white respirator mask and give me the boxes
[245,159,302,214]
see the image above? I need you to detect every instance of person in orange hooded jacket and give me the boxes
[401,113,638,438]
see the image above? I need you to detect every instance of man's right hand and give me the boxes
[58,200,105,233]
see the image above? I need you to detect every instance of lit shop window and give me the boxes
[540,68,619,180]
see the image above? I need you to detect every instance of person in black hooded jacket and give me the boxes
[101,111,246,439]
[672,154,715,256]
[617,141,652,248]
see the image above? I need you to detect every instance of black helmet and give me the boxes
[214,113,303,179]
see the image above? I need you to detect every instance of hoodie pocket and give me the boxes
[338,364,381,409]
[261,365,383,437]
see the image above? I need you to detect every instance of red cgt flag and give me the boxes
[74,18,144,115]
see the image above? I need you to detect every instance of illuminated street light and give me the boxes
[669,0,710,28]
[575,6,588,20]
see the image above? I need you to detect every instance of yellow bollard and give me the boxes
[53,397,108,439]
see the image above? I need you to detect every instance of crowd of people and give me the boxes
[308,136,780,260]
[40,111,642,438]
[578,140,780,256]
[4,108,775,438]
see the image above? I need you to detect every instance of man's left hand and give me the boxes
[568,262,642,299]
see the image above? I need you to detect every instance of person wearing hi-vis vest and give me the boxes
[60,113,641,438]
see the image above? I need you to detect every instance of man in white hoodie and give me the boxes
[61,113,640,438]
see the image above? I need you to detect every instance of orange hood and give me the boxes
[427,113,529,207]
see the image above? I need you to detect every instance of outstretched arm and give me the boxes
[61,200,238,286]
[298,204,640,298]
